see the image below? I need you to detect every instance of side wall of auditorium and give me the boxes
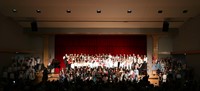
[0,14,44,71]
[173,15,200,79]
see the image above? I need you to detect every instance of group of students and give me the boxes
[59,66,143,84]
[2,56,42,82]
[57,53,149,84]
[154,57,192,84]
[63,53,148,70]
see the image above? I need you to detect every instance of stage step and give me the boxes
[148,70,159,86]
[148,78,159,86]
[48,73,59,81]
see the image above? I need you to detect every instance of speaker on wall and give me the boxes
[31,21,38,31]
[162,21,169,32]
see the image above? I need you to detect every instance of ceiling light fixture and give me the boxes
[36,9,41,13]
[127,10,132,13]
[66,10,71,13]
[158,10,163,14]
[12,9,17,13]
[183,10,188,13]
[97,9,101,13]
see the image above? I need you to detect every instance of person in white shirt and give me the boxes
[133,54,137,63]
[121,58,126,69]
[71,61,75,69]
[162,73,167,83]
[137,55,143,65]
[108,53,112,59]
[36,57,41,71]
[161,61,165,72]
[127,57,133,70]
[31,57,37,67]
[143,55,148,63]
[134,68,139,81]
[129,69,135,82]
[109,58,113,68]
[120,71,125,81]
[114,60,118,68]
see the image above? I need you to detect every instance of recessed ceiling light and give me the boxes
[36,9,41,13]
[183,10,188,13]
[12,9,17,13]
[158,10,163,13]
[97,10,101,13]
[127,10,132,13]
[66,10,71,13]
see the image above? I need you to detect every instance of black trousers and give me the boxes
[68,63,71,70]
[118,62,120,68]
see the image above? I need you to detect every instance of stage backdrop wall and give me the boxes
[55,34,147,69]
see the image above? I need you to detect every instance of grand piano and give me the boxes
[47,59,60,73]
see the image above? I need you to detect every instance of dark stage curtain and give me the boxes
[55,35,147,71]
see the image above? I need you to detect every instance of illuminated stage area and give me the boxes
[1,0,200,91]
[55,35,147,71]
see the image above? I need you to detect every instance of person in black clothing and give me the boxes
[42,67,48,82]
[63,54,68,69]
